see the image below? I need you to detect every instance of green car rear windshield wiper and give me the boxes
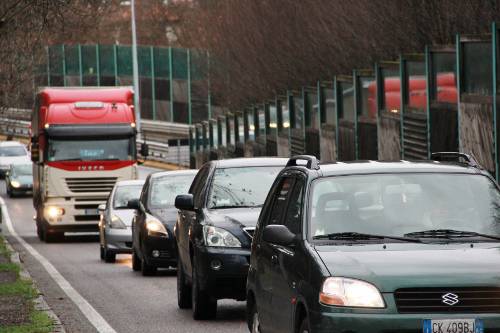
[312,232,422,243]
[405,229,500,241]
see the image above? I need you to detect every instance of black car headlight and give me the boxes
[203,225,241,247]
[146,218,168,237]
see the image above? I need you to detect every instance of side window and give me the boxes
[190,165,210,207]
[284,177,305,234]
[267,177,295,226]
[140,178,150,208]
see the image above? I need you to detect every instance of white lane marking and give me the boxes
[0,197,117,333]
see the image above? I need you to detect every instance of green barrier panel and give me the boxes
[137,46,153,119]
[494,23,500,180]
[376,61,402,160]
[153,47,171,121]
[190,49,209,124]
[116,45,133,86]
[172,48,189,123]
[319,81,337,161]
[98,44,116,86]
[354,69,377,160]
[64,44,80,86]
[426,45,458,158]
[400,54,428,159]
[208,119,218,160]
[458,33,495,175]
[336,75,356,161]
[304,84,320,158]
[265,101,278,156]
[81,45,98,86]
[48,45,64,86]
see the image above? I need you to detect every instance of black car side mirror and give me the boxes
[262,225,296,246]
[127,198,141,210]
[175,194,195,211]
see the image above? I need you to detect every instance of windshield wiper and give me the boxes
[405,229,500,241]
[313,232,422,243]
[210,204,261,209]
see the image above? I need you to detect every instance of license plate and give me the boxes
[84,209,99,215]
[423,319,483,333]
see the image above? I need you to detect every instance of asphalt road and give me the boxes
[1,166,248,333]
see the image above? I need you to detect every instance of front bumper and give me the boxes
[105,227,132,254]
[310,300,500,333]
[42,197,105,228]
[142,235,177,268]
[195,246,250,301]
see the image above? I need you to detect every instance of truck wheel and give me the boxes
[37,224,45,241]
[44,230,63,243]
[132,248,141,271]
[177,261,192,309]
[192,256,217,320]
[141,259,157,276]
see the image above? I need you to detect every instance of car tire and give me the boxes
[248,300,261,333]
[191,256,217,320]
[132,248,141,271]
[37,223,45,241]
[298,317,310,333]
[141,258,157,276]
[100,245,105,260]
[104,247,116,263]
[177,261,192,309]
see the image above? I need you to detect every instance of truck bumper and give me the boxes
[40,197,105,232]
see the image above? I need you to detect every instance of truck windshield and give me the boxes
[310,173,500,240]
[47,138,134,162]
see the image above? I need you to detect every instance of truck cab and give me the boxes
[31,87,141,242]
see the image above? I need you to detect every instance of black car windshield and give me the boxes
[0,146,26,157]
[310,173,500,240]
[48,138,134,162]
[113,184,143,209]
[12,164,32,176]
[150,175,195,208]
[208,166,282,209]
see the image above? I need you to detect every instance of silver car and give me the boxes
[99,179,145,263]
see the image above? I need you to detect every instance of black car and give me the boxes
[5,163,33,197]
[129,170,197,276]
[247,154,500,333]
[174,158,287,320]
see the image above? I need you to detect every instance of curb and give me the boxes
[4,240,66,333]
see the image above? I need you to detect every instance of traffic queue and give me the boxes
[94,153,500,333]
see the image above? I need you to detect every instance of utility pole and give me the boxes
[131,0,141,135]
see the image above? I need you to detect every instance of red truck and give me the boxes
[31,87,147,242]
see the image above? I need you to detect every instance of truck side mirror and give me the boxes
[140,143,149,157]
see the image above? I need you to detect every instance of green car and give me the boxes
[247,153,500,333]
[5,163,33,197]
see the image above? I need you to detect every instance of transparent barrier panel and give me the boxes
[49,45,64,86]
[406,60,426,111]
[237,113,245,143]
[138,46,153,119]
[172,48,189,123]
[116,45,133,86]
[357,74,377,160]
[191,50,209,123]
[98,45,116,86]
[81,45,97,86]
[219,117,227,147]
[246,110,255,141]
[463,42,492,95]
[153,47,171,121]
[431,52,457,104]
[337,80,355,161]
[65,45,80,86]
[320,85,337,161]
[269,103,278,136]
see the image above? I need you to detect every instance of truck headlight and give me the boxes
[46,206,65,218]
[146,218,168,237]
[110,215,127,229]
[203,226,241,247]
[10,180,21,188]
[319,277,385,308]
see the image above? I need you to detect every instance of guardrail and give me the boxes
[0,116,190,167]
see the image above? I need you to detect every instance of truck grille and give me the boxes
[395,287,500,314]
[65,177,117,193]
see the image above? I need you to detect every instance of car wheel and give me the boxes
[132,248,141,271]
[191,255,217,320]
[298,317,310,333]
[37,223,45,241]
[248,300,261,333]
[100,245,105,260]
[141,258,157,276]
[177,261,192,309]
[104,246,116,263]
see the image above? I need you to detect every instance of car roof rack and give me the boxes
[286,155,320,170]
[430,152,482,169]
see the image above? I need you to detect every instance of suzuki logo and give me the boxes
[442,293,459,306]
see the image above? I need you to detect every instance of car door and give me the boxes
[255,175,295,333]
[177,165,210,280]
[271,174,306,333]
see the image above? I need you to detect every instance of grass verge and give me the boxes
[0,236,54,333]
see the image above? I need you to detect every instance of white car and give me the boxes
[0,141,30,178]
